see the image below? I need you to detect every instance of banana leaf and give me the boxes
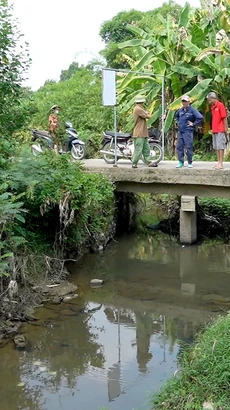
[164,109,176,132]
[191,24,207,45]
[196,48,225,62]
[168,78,212,111]
[126,24,155,44]
[179,2,190,28]
[147,105,162,126]
[119,51,156,90]
[119,39,152,49]
[182,40,217,70]
[171,65,203,78]
[170,73,182,98]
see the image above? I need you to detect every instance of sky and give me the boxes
[11,0,200,90]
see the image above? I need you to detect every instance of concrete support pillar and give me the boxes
[180,196,197,244]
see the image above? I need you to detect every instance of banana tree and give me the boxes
[117,3,212,152]
[117,0,230,155]
[117,3,193,138]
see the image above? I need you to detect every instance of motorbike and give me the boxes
[31,121,86,160]
[99,127,163,165]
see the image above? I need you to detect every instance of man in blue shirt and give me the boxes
[175,95,204,168]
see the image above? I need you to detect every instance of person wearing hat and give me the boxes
[175,95,204,168]
[207,92,228,169]
[132,95,157,168]
[49,105,61,154]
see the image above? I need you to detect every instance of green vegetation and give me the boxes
[199,197,230,219]
[99,2,182,69]
[0,2,115,285]
[153,314,230,409]
[0,1,31,136]
[0,149,115,278]
[137,194,230,242]
[198,197,230,241]
[11,1,230,159]
[1,0,230,296]
[28,65,113,157]
[116,0,230,155]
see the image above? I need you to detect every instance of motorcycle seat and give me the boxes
[32,129,51,137]
[105,131,132,138]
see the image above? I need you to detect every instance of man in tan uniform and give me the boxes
[132,95,157,168]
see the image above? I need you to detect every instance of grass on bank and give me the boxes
[152,314,230,410]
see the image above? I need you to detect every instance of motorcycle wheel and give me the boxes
[71,143,86,160]
[31,144,43,156]
[143,143,163,165]
[102,141,119,164]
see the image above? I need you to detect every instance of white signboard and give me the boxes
[102,69,116,106]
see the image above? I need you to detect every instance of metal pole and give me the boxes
[161,77,165,161]
[114,105,118,167]
[102,67,165,164]
[118,309,121,363]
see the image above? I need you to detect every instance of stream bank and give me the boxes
[0,189,137,348]
[153,314,230,410]
[2,189,230,349]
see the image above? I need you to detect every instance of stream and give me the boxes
[1,233,230,410]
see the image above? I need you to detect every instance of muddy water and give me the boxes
[1,234,230,410]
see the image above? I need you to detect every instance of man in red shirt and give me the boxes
[207,92,228,169]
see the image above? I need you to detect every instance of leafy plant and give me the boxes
[0,1,31,136]
[116,1,230,154]
[153,314,230,409]
[3,149,115,257]
[0,184,26,279]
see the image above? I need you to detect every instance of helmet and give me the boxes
[51,105,60,111]
[134,95,146,103]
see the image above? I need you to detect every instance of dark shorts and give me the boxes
[212,132,226,150]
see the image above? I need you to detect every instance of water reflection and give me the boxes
[1,234,230,410]
[180,246,197,295]
[0,304,181,410]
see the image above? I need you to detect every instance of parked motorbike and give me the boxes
[31,121,86,160]
[99,128,163,165]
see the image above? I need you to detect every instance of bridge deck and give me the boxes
[84,159,230,170]
[83,159,230,198]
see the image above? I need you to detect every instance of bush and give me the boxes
[0,148,115,281]
[199,197,230,219]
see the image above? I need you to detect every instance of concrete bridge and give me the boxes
[83,159,230,244]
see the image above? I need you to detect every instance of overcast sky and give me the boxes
[11,0,200,90]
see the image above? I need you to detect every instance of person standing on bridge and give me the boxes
[176,95,204,168]
[132,95,157,169]
[207,92,228,170]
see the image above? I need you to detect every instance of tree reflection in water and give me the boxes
[2,234,230,409]
[1,302,105,409]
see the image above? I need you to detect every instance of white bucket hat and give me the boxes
[134,95,146,103]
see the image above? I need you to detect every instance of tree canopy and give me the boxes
[99,2,182,68]
[4,0,230,157]
[60,62,81,82]
[0,1,31,135]
[117,0,230,143]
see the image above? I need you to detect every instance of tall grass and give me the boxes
[152,314,230,409]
